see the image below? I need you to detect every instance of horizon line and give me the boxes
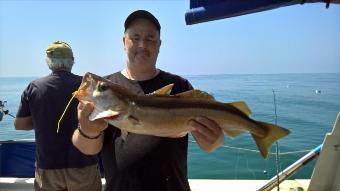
[1,72,339,78]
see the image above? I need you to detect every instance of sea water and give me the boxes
[0,73,339,180]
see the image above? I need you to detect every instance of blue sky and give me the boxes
[0,1,339,77]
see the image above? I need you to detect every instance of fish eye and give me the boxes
[97,82,109,92]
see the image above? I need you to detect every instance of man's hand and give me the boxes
[189,116,224,152]
[78,102,108,136]
[72,102,108,155]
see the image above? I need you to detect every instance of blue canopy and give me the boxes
[185,0,340,25]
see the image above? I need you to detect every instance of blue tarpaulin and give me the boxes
[185,0,340,25]
[0,141,105,178]
[0,141,36,177]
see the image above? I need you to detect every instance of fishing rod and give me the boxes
[0,100,15,121]
[272,89,281,191]
[257,144,322,191]
[258,90,322,191]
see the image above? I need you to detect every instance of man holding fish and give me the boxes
[72,10,225,191]
[73,10,289,191]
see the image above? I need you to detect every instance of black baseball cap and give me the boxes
[124,10,161,32]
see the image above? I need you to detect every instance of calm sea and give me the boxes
[0,73,339,180]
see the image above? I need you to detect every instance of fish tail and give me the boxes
[251,121,290,159]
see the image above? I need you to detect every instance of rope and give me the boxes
[188,140,310,155]
[273,89,280,191]
[57,92,77,133]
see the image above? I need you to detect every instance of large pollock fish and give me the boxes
[74,72,290,158]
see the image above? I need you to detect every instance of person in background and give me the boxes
[72,10,224,191]
[14,41,102,191]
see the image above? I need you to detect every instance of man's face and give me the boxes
[123,18,161,71]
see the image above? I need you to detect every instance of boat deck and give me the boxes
[0,178,310,191]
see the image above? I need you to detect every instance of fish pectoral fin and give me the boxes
[148,84,174,96]
[226,101,252,116]
[89,109,120,121]
[223,129,245,138]
[128,115,140,125]
[176,90,215,100]
[252,121,290,159]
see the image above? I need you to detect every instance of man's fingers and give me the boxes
[189,118,214,134]
[189,116,223,142]
[196,117,222,136]
[191,130,206,142]
[189,120,214,142]
[190,117,224,152]
[93,118,108,128]
[80,102,94,116]
[196,116,218,131]
[189,120,209,134]
[76,101,108,134]
[77,102,84,110]
[191,130,216,151]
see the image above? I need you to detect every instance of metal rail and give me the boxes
[257,144,322,191]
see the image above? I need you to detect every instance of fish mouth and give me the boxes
[102,113,122,121]
[89,107,124,122]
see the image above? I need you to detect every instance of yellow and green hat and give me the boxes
[46,41,73,59]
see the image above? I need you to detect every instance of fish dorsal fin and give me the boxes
[176,90,215,100]
[148,84,174,96]
[227,101,252,116]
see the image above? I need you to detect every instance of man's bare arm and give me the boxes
[14,116,33,130]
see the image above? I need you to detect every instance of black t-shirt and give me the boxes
[102,70,193,191]
[16,71,98,169]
